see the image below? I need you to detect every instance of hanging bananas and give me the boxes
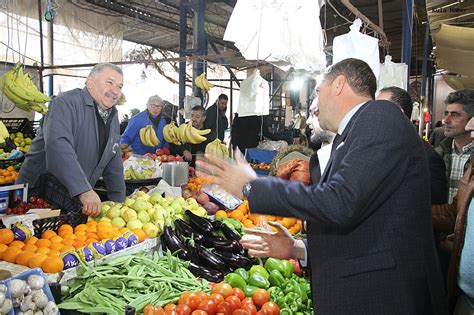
[0,121,9,145]
[194,73,214,91]
[205,138,229,158]
[163,122,210,145]
[1,64,51,115]
[139,125,160,147]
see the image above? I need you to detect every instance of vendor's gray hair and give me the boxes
[147,95,164,105]
[89,63,123,77]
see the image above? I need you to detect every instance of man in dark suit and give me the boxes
[197,58,448,314]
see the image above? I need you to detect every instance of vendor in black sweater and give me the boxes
[231,114,279,153]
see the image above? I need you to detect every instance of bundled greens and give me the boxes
[58,251,210,314]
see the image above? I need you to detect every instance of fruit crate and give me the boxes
[0,156,24,170]
[0,118,36,138]
[29,173,87,228]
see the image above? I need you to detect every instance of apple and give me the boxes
[167,155,176,162]
[161,155,168,162]
[162,147,170,155]
[175,155,184,162]
[155,149,164,156]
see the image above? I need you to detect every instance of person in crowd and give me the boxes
[198,58,448,314]
[17,63,126,216]
[204,94,228,142]
[435,89,474,202]
[129,108,140,118]
[172,106,210,167]
[120,114,129,134]
[432,117,474,314]
[120,95,170,155]
[231,114,280,153]
[377,86,448,205]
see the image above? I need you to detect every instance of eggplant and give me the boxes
[213,250,255,270]
[185,210,214,234]
[175,219,204,243]
[203,238,244,255]
[162,226,190,260]
[188,261,224,282]
[195,244,231,273]
[220,223,242,242]
[211,220,225,229]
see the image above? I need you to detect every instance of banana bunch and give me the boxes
[1,64,51,115]
[164,122,210,145]
[205,138,229,158]
[194,73,213,91]
[139,125,160,147]
[0,121,9,145]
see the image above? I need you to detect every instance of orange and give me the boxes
[62,239,75,246]
[86,232,99,239]
[58,224,73,234]
[41,230,57,240]
[49,250,61,256]
[41,255,64,273]
[242,219,255,229]
[49,243,64,251]
[49,235,63,244]
[85,238,98,244]
[86,220,97,227]
[230,210,244,222]
[280,217,297,229]
[28,253,48,268]
[97,221,112,231]
[119,227,129,234]
[74,230,87,237]
[15,250,35,266]
[74,224,88,232]
[0,243,8,253]
[3,246,22,263]
[86,226,97,233]
[97,229,113,240]
[0,229,15,245]
[9,240,25,249]
[215,210,228,219]
[75,235,87,242]
[62,233,76,240]
[60,245,75,252]
[36,247,51,255]
[132,228,146,243]
[26,236,38,245]
[23,244,38,252]
[36,239,52,248]
[73,241,87,249]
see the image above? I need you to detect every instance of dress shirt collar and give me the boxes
[337,102,367,136]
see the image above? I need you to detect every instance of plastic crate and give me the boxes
[29,173,87,227]
[0,156,24,170]
[0,268,57,315]
[0,118,36,138]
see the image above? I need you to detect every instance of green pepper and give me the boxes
[264,258,283,272]
[234,267,249,282]
[268,269,285,287]
[268,286,284,301]
[249,265,270,279]
[248,272,270,289]
[289,302,298,312]
[294,282,307,303]
[280,260,294,278]
[224,273,247,290]
[280,309,293,315]
[284,282,295,295]
[243,285,258,297]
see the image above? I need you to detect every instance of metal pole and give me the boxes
[402,0,413,85]
[178,0,187,124]
[230,72,233,125]
[37,0,44,93]
[47,20,54,97]
[420,22,430,136]
[193,0,206,104]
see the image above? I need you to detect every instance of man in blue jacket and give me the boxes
[120,95,170,155]
[17,63,126,217]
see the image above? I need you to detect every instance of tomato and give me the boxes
[144,304,156,315]
[256,310,272,315]
[240,303,257,315]
[241,298,254,306]
[232,288,245,301]
[225,296,241,311]
[175,305,192,315]
[164,310,178,315]
[260,302,279,315]
[216,301,233,315]
[164,304,177,312]
[252,289,270,307]
[232,310,249,315]
[196,291,210,302]
[209,293,225,306]
[197,300,217,315]
[179,292,193,305]
[191,311,208,315]
[212,283,234,298]
[154,307,165,315]
[182,293,201,310]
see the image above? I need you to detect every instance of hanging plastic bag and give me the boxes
[377,55,408,92]
[237,70,270,117]
[184,95,202,119]
[332,19,380,79]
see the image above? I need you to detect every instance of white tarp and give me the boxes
[224,0,326,73]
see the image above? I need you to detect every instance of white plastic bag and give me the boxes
[377,55,408,92]
[237,70,270,117]
[123,155,161,180]
[333,19,380,79]
[184,95,202,119]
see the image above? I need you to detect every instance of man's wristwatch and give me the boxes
[242,181,253,198]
